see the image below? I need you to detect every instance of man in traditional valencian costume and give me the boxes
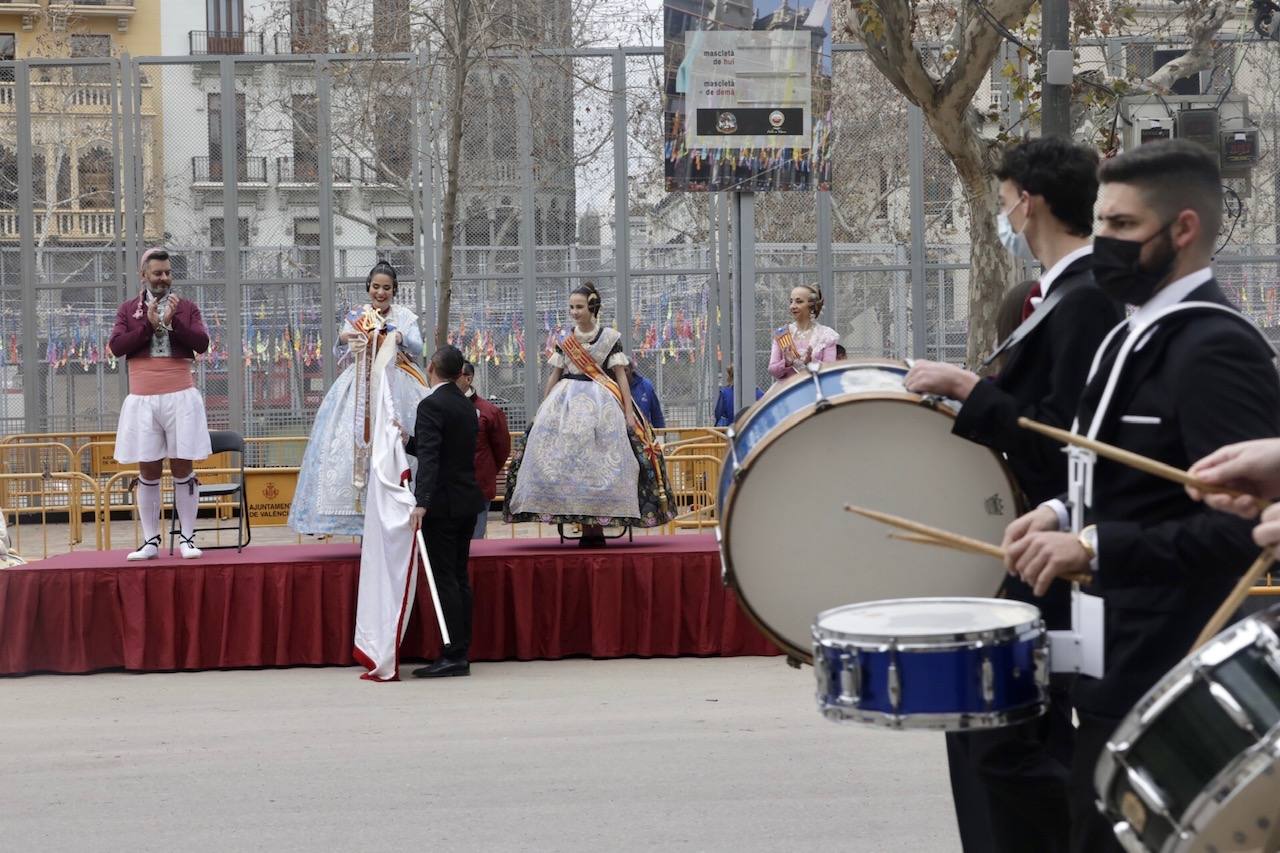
[109,248,212,560]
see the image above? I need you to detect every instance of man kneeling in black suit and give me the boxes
[410,344,487,678]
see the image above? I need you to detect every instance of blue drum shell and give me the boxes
[816,635,1046,727]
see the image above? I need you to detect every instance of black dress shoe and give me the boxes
[412,657,470,678]
[579,535,607,548]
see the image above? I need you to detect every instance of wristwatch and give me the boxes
[1078,524,1098,564]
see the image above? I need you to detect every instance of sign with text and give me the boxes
[664,0,832,192]
[245,470,298,525]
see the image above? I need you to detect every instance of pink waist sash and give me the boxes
[128,357,195,395]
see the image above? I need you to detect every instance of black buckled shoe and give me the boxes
[412,657,470,678]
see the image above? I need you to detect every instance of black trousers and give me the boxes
[1070,711,1125,853]
[422,514,476,659]
[946,680,1074,853]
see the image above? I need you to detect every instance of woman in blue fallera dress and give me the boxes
[288,262,429,536]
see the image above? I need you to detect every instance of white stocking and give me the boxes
[136,477,161,542]
[173,475,199,539]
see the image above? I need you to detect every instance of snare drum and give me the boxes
[717,359,1023,660]
[1094,604,1280,853]
[812,597,1048,730]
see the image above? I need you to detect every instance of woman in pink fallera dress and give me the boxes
[767,284,840,384]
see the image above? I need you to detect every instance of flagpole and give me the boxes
[415,526,450,646]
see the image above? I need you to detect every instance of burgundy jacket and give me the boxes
[109,294,210,360]
[472,392,511,501]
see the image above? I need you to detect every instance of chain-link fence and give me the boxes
[0,40,1278,440]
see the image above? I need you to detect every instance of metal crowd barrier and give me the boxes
[0,471,103,560]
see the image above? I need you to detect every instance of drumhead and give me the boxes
[722,391,1020,659]
[816,597,1041,642]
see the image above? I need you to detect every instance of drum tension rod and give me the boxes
[887,645,902,713]
[725,427,744,482]
[981,656,995,709]
[805,362,832,412]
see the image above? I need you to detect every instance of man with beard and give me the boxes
[1002,140,1280,852]
[109,249,212,561]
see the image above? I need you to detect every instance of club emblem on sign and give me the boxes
[264,482,279,500]
[768,110,785,128]
[984,494,1005,516]
[716,111,738,134]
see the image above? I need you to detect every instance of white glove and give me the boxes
[348,334,367,354]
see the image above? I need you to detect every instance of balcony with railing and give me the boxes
[188,30,266,56]
[62,0,136,30]
[0,2,43,13]
[277,156,353,186]
[192,156,269,186]
[0,80,154,114]
[0,208,158,242]
[66,0,136,8]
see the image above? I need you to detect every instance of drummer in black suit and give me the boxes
[907,137,1121,853]
[1003,139,1280,853]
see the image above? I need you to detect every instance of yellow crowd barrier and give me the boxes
[0,471,103,560]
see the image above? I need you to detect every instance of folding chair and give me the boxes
[169,430,252,553]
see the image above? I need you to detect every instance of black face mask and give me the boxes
[1091,224,1178,306]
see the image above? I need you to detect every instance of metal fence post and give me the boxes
[732,191,756,409]
[316,57,337,390]
[907,104,927,360]
[517,53,538,422]
[612,49,632,356]
[15,61,38,432]
[415,47,438,347]
[221,57,245,433]
[817,190,835,328]
[716,191,731,385]
[116,56,138,413]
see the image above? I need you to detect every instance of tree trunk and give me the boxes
[925,108,1012,367]
[435,1,470,349]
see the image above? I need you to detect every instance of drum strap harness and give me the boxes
[979,284,1069,369]
[1049,302,1274,679]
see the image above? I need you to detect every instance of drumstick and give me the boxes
[887,532,991,557]
[1192,548,1276,650]
[847,504,1093,585]
[1017,417,1271,513]
[847,504,1005,558]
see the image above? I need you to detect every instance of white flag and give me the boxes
[353,350,419,681]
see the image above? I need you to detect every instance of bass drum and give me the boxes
[716,359,1024,661]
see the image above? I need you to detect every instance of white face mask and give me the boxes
[997,196,1035,261]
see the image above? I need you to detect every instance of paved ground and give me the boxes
[2,658,961,853]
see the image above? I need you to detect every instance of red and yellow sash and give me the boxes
[559,333,669,513]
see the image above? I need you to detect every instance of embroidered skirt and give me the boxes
[505,377,674,528]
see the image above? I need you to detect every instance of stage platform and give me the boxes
[0,535,779,676]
